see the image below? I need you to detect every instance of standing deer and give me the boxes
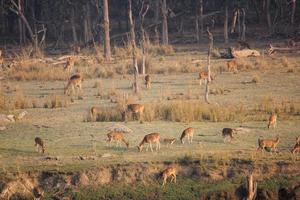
[138,133,160,152]
[227,59,238,72]
[180,127,194,144]
[64,74,82,96]
[106,131,129,148]
[222,128,237,142]
[199,71,214,85]
[257,137,280,153]
[90,106,100,121]
[162,165,177,186]
[145,74,151,89]
[35,137,45,154]
[123,104,144,121]
[64,57,75,76]
[291,136,300,154]
[267,113,277,129]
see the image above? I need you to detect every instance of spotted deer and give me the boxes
[198,71,214,85]
[180,127,194,144]
[257,137,280,152]
[106,131,129,148]
[162,165,177,186]
[145,74,151,89]
[64,57,75,76]
[227,59,238,72]
[222,128,237,142]
[268,113,277,129]
[35,137,45,154]
[64,74,82,96]
[138,133,160,152]
[163,138,176,147]
[123,104,144,121]
[90,106,100,121]
[291,136,300,154]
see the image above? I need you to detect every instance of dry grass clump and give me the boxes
[43,95,69,109]
[210,87,224,95]
[251,75,260,84]
[280,57,290,68]
[137,53,152,74]
[236,58,253,71]
[85,105,124,122]
[254,57,269,70]
[147,44,175,56]
[286,66,295,73]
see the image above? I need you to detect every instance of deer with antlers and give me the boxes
[138,133,160,152]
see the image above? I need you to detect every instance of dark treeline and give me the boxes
[0,0,299,48]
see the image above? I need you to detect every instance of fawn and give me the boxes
[222,128,237,142]
[227,59,238,72]
[163,138,176,147]
[35,137,45,154]
[145,74,151,89]
[106,131,129,148]
[138,133,160,152]
[198,71,214,85]
[268,113,277,129]
[257,137,280,152]
[180,127,194,144]
[162,165,177,186]
[64,74,82,96]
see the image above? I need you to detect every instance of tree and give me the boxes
[139,1,149,75]
[103,0,111,61]
[161,0,168,45]
[224,0,229,44]
[205,27,213,104]
[128,0,139,93]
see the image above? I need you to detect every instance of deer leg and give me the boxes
[150,143,153,152]
[146,144,149,152]
[162,176,167,186]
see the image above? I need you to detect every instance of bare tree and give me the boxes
[128,0,139,93]
[241,8,246,41]
[289,0,296,25]
[224,0,229,44]
[205,27,213,104]
[139,1,149,75]
[103,0,111,61]
[161,0,168,45]
[266,0,271,30]
[246,172,257,200]
[154,0,160,44]
[199,0,204,39]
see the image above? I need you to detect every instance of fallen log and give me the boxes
[267,44,300,55]
[231,48,260,58]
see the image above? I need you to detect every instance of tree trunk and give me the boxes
[18,0,23,45]
[266,0,271,30]
[128,0,139,93]
[71,7,78,43]
[246,172,257,200]
[154,0,160,44]
[241,9,246,41]
[140,3,149,75]
[199,0,203,39]
[161,0,168,45]
[205,27,213,104]
[224,0,229,44]
[103,0,111,61]
[290,0,296,25]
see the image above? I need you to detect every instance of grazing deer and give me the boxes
[198,71,214,85]
[64,74,82,96]
[291,136,300,154]
[163,138,176,147]
[90,106,100,121]
[123,104,144,121]
[145,74,151,89]
[237,40,251,50]
[257,137,280,152]
[35,137,45,154]
[162,165,177,186]
[180,127,194,144]
[138,133,160,152]
[64,57,75,75]
[106,131,129,148]
[227,59,238,72]
[222,128,237,142]
[267,113,277,129]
